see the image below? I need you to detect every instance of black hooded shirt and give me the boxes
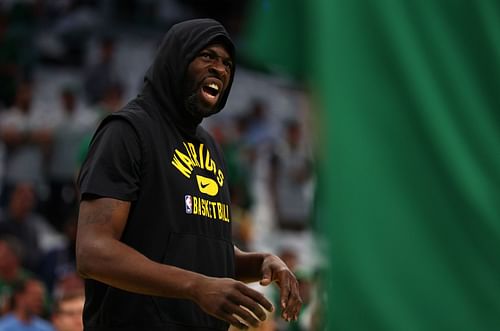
[78,19,236,331]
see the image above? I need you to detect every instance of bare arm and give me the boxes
[76,197,273,328]
[76,197,201,297]
[234,246,270,283]
[234,246,303,322]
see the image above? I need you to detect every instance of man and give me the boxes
[270,119,314,231]
[0,182,44,271]
[76,18,302,331]
[0,236,31,314]
[45,86,97,230]
[0,82,52,207]
[83,36,121,105]
[0,278,54,331]
[51,291,84,331]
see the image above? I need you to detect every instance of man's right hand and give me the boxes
[191,276,274,329]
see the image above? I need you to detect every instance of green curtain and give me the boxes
[311,1,500,330]
[244,0,500,330]
[241,0,307,79]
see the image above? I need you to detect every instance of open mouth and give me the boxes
[201,82,221,102]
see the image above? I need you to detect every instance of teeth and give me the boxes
[208,83,219,91]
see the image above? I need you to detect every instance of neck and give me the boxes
[14,308,34,323]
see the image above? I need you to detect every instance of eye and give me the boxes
[200,51,214,60]
[223,60,233,70]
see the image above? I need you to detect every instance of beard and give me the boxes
[183,75,222,118]
[185,91,220,118]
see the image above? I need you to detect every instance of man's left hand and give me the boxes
[259,255,302,322]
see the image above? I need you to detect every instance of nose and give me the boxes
[208,59,227,78]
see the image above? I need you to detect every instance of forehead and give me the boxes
[60,297,85,308]
[200,43,231,59]
[26,281,44,292]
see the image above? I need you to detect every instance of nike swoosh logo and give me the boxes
[196,175,219,196]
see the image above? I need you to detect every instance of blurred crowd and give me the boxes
[0,1,324,330]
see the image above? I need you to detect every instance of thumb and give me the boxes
[259,268,272,286]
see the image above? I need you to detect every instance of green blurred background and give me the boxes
[244,0,500,330]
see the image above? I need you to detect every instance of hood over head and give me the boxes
[141,18,236,136]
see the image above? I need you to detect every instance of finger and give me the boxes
[259,267,272,286]
[225,303,261,328]
[234,294,268,321]
[232,294,267,321]
[222,312,249,330]
[284,279,302,321]
[278,276,291,311]
[239,284,274,312]
[285,282,301,320]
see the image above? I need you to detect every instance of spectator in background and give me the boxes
[51,291,84,331]
[243,99,274,148]
[0,82,52,206]
[270,120,314,232]
[0,236,31,315]
[83,36,121,105]
[51,272,83,308]
[224,115,254,210]
[267,121,320,314]
[91,81,124,118]
[0,278,54,331]
[0,182,63,272]
[209,118,254,251]
[50,0,97,67]
[0,183,42,271]
[38,214,79,295]
[44,87,97,230]
[76,82,124,168]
